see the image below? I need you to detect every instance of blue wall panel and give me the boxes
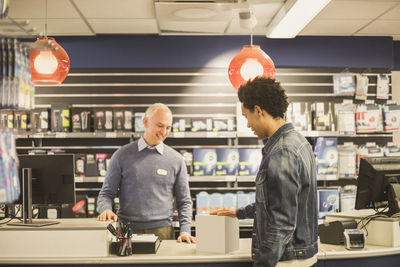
[55,35,395,69]
[393,41,400,70]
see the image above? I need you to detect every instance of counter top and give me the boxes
[1,218,400,264]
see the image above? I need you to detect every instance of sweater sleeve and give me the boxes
[174,157,193,235]
[97,150,122,213]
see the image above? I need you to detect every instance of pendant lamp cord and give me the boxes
[44,0,47,37]
[250,31,253,46]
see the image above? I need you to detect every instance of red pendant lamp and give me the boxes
[228,10,275,90]
[228,45,275,90]
[30,37,70,85]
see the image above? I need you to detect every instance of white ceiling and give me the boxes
[1,0,399,40]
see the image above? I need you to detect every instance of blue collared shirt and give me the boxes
[138,137,164,155]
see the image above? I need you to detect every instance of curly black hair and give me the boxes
[237,77,289,119]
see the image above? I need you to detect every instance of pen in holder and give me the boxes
[117,237,132,256]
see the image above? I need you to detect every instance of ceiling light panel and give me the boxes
[74,0,155,19]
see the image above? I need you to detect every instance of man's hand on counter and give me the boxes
[97,210,118,222]
[210,208,237,218]
[177,233,196,244]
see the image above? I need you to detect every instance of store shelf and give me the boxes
[75,177,105,183]
[76,176,250,183]
[172,219,254,228]
[189,176,236,182]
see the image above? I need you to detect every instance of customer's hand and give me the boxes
[177,233,196,244]
[210,208,237,218]
[97,209,117,222]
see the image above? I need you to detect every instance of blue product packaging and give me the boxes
[318,188,340,219]
[236,191,250,208]
[196,191,209,215]
[248,192,255,204]
[222,193,236,210]
[209,192,223,213]
[239,148,262,176]
[216,148,239,176]
[134,112,145,133]
[193,148,217,176]
[315,137,338,180]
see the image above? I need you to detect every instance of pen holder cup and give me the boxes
[117,237,132,256]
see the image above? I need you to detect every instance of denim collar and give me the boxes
[138,137,164,155]
[262,123,294,155]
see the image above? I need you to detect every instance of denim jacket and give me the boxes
[236,123,318,267]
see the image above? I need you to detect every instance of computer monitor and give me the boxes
[8,154,75,227]
[355,156,400,216]
[18,154,76,205]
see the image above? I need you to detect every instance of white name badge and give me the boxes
[157,169,168,176]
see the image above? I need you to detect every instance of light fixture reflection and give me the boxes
[33,51,58,74]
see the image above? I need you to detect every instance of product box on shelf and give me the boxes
[94,108,113,132]
[315,137,338,180]
[338,142,357,179]
[0,110,13,129]
[213,118,234,132]
[209,192,223,213]
[172,117,187,132]
[222,193,236,210]
[71,108,92,132]
[134,112,145,133]
[85,153,98,177]
[29,108,49,132]
[96,153,108,177]
[356,102,383,133]
[114,107,133,131]
[179,149,193,175]
[333,73,355,96]
[75,153,86,177]
[383,101,400,132]
[216,148,239,176]
[193,148,217,176]
[13,110,28,130]
[51,105,70,132]
[191,118,212,132]
[317,188,340,219]
[196,191,209,215]
[238,148,262,176]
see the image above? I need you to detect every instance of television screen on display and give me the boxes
[355,156,400,216]
[17,154,76,205]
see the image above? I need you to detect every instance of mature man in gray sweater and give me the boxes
[97,103,195,243]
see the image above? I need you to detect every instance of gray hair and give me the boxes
[144,103,172,119]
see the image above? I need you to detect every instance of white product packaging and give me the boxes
[333,73,356,96]
[355,74,368,100]
[338,142,357,179]
[376,74,389,99]
[356,101,383,133]
[336,100,356,135]
[196,215,239,254]
[383,101,400,132]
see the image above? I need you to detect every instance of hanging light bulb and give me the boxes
[30,37,70,85]
[228,45,275,90]
[30,0,70,85]
[33,50,58,74]
[228,8,275,90]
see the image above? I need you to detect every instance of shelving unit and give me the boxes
[13,67,395,224]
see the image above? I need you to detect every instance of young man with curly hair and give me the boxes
[213,77,318,266]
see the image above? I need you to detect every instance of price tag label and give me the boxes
[173,132,185,138]
[206,132,217,138]
[55,132,66,138]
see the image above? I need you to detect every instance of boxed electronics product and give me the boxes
[71,108,91,132]
[384,142,400,157]
[85,153,98,177]
[333,73,355,96]
[51,105,70,132]
[75,153,86,177]
[0,110,13,129]
[213,118,234,132]
[318,188,340,219]
[312,102,334,131]
[13,110,27,130]
[338,142,357,179]
[96,153,108,177]
[191,118,212,132]
[314,137,338,180]
[340,185,357,213]
[94,108,113,132]
[172,117,187,132]
[196,214,239,254]
[236,192,250,208]
[222,193,236,210]
[335,100,356,135]
[216,148,239,176]
[193,148,217,176]
[179,149,193,175]
[291,102,311,131]
[209,192,223,213]
[134,112,145,133]
[29,108,49,132]
[238,148,262,176]
[383,101,400,132]
[114,107,133,131]
[356,101,383,133]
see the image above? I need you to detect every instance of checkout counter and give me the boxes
[0,214,400,267]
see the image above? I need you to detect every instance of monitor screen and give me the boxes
[355,156,400,212]
[18,154,76,205]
